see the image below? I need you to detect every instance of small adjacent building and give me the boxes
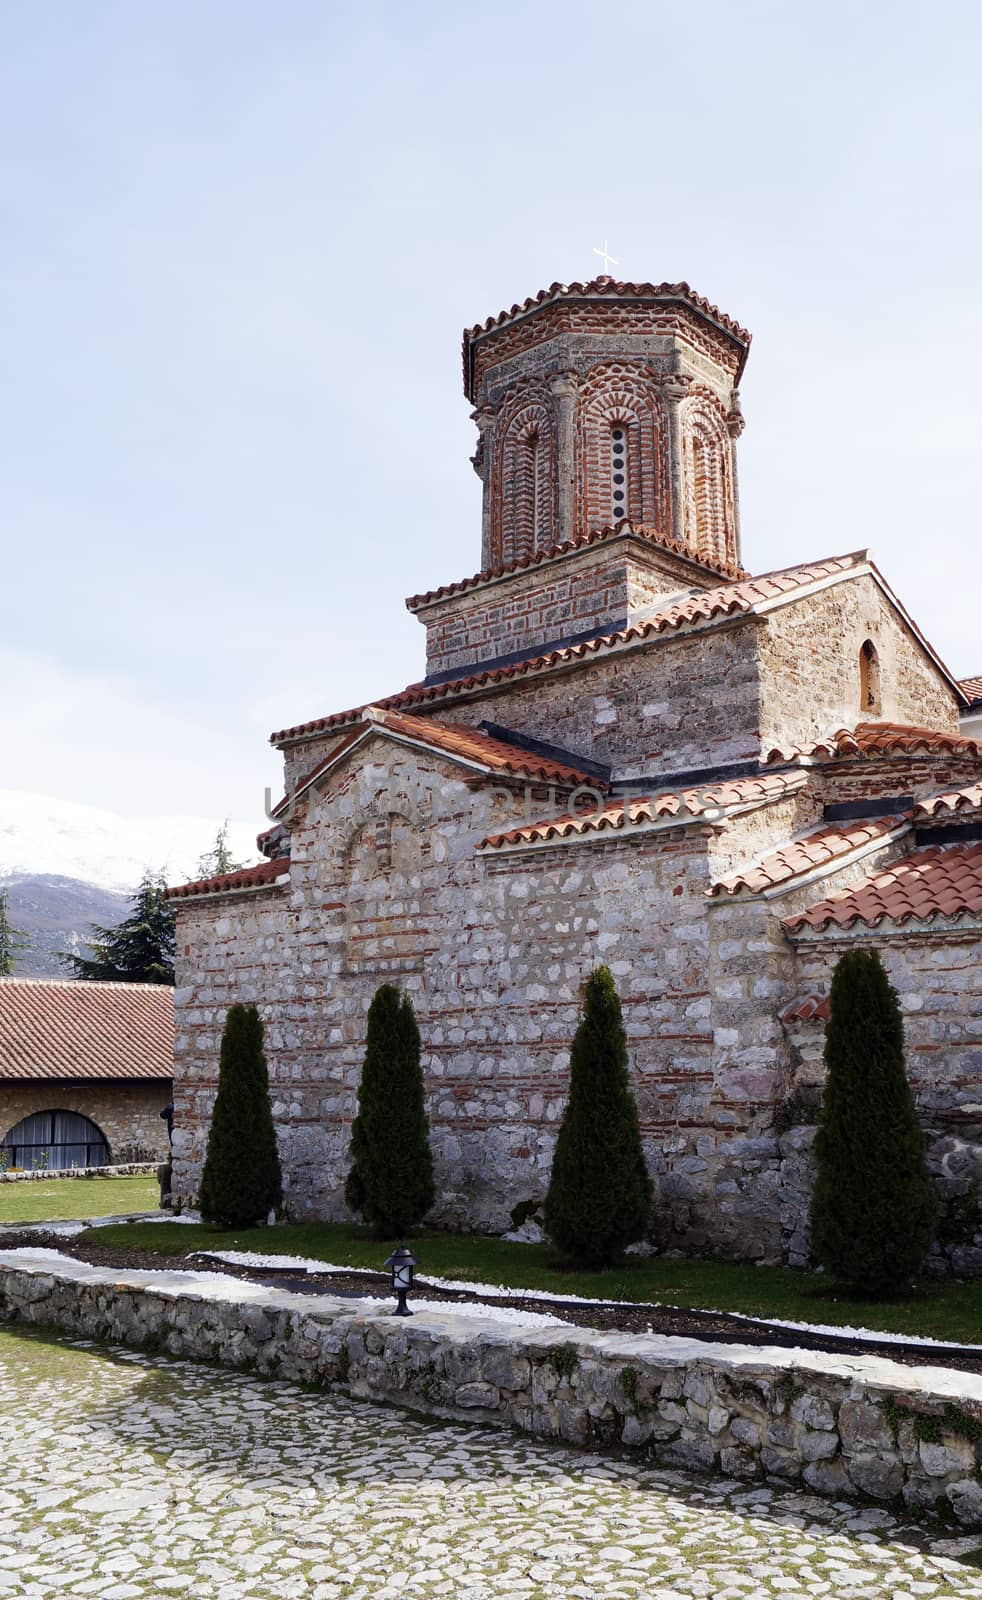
[0,978,173,1171]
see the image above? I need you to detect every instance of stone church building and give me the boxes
[167,277,982,1267]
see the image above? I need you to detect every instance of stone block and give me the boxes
[791,1393,835,1431]
[839,1400,893,1454]
[847,1453,904,1500]
[947,1478,982,1526]
[455,1382,500,1409]
[918,1437,976,1477]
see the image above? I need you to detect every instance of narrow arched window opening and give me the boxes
[860,639,882,715]
[610,424,628,522]
[525,431,540,550]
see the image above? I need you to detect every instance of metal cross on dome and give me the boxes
[592,240,619,275]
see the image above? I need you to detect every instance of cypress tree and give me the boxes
[345,984,434,1237]
[199,1003,283,1228]
[544,965,652,1267]
[809,948,936,1295]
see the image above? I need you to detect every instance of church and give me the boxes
[166,276,982,1269]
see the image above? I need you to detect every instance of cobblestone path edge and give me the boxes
[2,1252,982,1530]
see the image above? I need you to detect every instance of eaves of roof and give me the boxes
[271,551,869,748]
[462,277,752,398]
[708,815,909,899]
[477,772,806,854]
[271,706,604,820]
[405,521,745,611]
[782,840,982,935]
[165,857,291,903]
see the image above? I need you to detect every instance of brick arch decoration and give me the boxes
[575,362,670,537]
[490,386,556,567]
[680,388,736,570]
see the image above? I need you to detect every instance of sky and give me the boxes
[2,0,980,830]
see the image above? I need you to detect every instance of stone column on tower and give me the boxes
[550,373,577,544]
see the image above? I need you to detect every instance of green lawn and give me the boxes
[0,1176,159,1226]
[80,1217,982,1345]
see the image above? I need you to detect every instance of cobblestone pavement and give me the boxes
[2,1330,982,1599]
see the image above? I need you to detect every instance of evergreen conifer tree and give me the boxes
[544,965,652,1267]
[199,1003,283,1227]
[0,889,27,976]
[63,871,175,984]
[345,984,434,1237]
[809,947,936,1295]
[196,821,244,880]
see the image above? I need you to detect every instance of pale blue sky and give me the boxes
[2,1,980,824]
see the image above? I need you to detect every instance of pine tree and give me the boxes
[0,888,27,976]
[809,948,936,1295]
[544,965,652,1267]
[63,871,175,984]
[345,984,434,1237]
[196,821,245,880]
[199,1003,283,1228]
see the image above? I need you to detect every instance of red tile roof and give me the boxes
[478,772,806,852]
[165,857,290,902]
[962,676,982,707]
[709,815,908,898]
[463,278,751,398]
[405,521,745,610]
[272,553,866,746]
[915,784,982,819]
[271,708,605,819]
[780,994,831,1024]
[783,841,982,933]
[767,721,982,766]
[0,979,173,1082]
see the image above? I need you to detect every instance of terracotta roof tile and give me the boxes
[767,721,982,766]
[783,841,982,933]
[780,994,831,1024]
[709,815,908,898]
[405,521,745,609]
[165,857,290,901]
[478,772,806,852]
[961,676,982,707]
[272,709,605,819]
[0,978,173,1082]
[272,553,865,746]
[915,783,982,819]
[463,277,750,365]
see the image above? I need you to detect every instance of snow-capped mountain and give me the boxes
[0,791,260,894]
[0,792,262,977]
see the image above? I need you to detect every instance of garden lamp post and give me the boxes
[384,1245,417,1316]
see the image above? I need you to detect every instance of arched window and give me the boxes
[860,639,882,714]
[1,1110,109,1171]
[610,424,628,521]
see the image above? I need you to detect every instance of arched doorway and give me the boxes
[1,1110,110,1171]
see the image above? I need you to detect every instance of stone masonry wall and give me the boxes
[4,1255,982,1528]
[410,536,716,681]
[431,620,765,782]
[758,572,960,755]
[0,1081,171,1166]
[175,737,766,1241]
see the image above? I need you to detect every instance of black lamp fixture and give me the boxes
[383,1244,417,1316]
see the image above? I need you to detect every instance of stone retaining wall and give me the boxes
[0,1163,158,1184]
[2,1252,982,1528]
